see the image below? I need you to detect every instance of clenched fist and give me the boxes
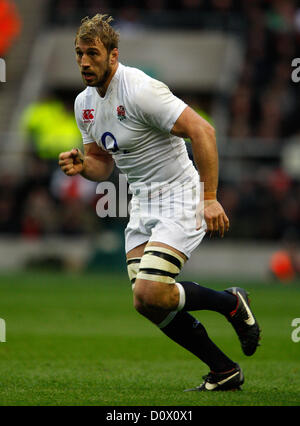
[58,148,84,176]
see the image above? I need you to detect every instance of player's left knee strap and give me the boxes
[136,246,185,284]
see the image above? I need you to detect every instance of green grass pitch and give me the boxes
[0,271,299,406]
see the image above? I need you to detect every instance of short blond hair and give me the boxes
[75,14,119,54]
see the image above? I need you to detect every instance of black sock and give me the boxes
[160,311,236,373]
[178,281,237,315]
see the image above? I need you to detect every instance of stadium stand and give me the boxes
[0,0,299,276]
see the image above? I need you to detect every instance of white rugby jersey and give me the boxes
[74,63,199,194]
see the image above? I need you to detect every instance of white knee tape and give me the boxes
[175,282,186,311]
[136,246,185,284]
[127,257,141,290]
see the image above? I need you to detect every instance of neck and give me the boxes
[97,62,119,98]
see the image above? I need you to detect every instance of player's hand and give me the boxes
[58,148,84,176]
[196,199,230,238]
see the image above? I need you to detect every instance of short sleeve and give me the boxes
[134,79,187,133]
[74,95,95,144]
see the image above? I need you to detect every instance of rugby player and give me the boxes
[58,14,260,391]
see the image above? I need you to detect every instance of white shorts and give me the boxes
[125,179,207,258]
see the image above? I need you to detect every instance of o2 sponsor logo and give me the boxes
[101,132,119,153]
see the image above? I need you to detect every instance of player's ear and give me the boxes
[109,48,119,65]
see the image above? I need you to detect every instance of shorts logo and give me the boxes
[82,109,95,123]
[117,105,126,121]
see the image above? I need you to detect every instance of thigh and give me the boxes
[145,182,206,259]
[125,197,149,255]
[126,242,147,260]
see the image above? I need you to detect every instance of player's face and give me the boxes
[75,38,113,88]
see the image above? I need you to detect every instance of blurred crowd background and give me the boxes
[0,0,299,279]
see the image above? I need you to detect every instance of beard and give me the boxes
[96,66,111,88]
[83,58,112,89]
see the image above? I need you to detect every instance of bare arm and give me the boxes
[58,142,114,182]
[171,106,229,237]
